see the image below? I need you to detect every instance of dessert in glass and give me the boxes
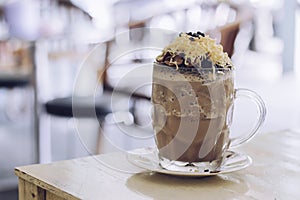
[151,32,266,172]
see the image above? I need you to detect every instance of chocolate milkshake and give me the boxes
[152,32,234,166]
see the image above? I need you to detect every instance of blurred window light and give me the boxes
[249,0,261,3]
[149,15,177,31]
[163,0,197,9]
[295,8,300,77]
[0,18,9,40]
[71,0,115,38]
[249,0,283,9]
[214,3,231,26]
[199,5,218,31]
[186,7,202,31]
[4,0,40,40]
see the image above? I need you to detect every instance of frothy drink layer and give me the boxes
[152,64,234,162]
[152,31,234,163]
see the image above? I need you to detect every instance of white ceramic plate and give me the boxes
[127,147,252,177]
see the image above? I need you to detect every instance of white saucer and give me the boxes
[127,147,252,177]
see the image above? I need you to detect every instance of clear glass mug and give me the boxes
[151,63,266,172]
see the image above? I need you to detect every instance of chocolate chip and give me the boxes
[165,51,172,57]
[197,31,205,37]
[187,32,192,36]
[215,64,223,68]
[163,55,171,65]
[204,169,209,172]
[179,52,185,57]
[162,52,172,62]
[189,37,195,41]
[201,58,213,68]
[173,55,183,65]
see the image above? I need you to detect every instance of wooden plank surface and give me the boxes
[15,130,300,200]
[15,151,141,200]
[18,178,45,200]
[46,191,65,200]
[15,169,80,200]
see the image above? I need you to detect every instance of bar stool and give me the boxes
[41,89,135,161]
[40,40,136,161]
[44,91,134,123]
[0,74,30,88]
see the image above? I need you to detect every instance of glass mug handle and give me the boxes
[229,88,267,147]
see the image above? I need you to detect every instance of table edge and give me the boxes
[15,167,79,200]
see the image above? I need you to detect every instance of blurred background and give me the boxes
[1,0,300,199]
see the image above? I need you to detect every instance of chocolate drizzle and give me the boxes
[186,31,205,38]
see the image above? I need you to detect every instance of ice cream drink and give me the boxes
[152,32,234,166]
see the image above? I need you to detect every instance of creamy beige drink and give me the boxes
[152,32,234,166]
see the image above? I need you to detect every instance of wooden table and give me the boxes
[15,130,300,200]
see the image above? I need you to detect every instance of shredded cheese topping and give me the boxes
[156,32,233,70]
